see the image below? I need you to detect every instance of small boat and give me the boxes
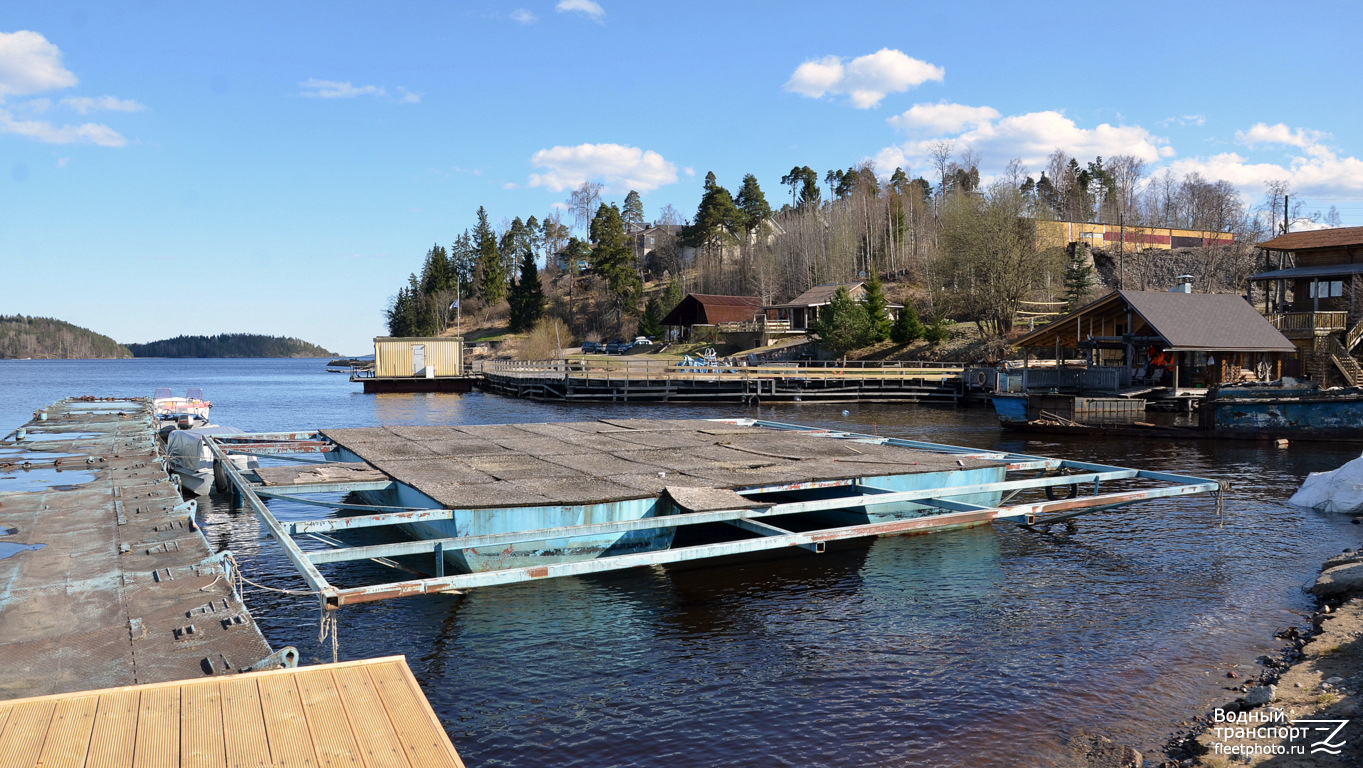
[165,425,256,496]
[153,387,212,427]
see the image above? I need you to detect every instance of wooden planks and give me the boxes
[0,657,463,768]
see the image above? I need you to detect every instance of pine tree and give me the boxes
[812,286,871,358]
[1063,241,1096,311]
[621,190,645,232]
[890,301,925,344]
[474,206,505,302]
[589,203,642,327]
[735,173,771,238]
[660,280,684,316]
[507,244,544,333]
[862,271,892,343]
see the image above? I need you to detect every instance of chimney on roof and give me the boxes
[1170,274,1195,293]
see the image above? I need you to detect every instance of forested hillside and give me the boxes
[0,315,132,359]
[127,334,333,358]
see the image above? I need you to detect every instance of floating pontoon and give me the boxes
[205,419,1220,610]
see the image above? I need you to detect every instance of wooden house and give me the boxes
[767,283,902,331]
[1249,227,1363,385]
[1012,290,1295,391]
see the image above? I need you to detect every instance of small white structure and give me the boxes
[1290,455,1363,514]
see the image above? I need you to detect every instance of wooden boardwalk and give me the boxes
[0,656,464,768]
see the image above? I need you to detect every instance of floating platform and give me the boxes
[206,418,1220,609]
[0,655,464,768]
[477,359,965,404]
[0,398,285,702]
[351,373,476,394]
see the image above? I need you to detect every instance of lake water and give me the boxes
[3,358,1359,766]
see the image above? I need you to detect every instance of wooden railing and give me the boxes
[1270,311,1348,331]
[711,320,794,333]
[1021,366,1131,392]
[1327,335,1363,385]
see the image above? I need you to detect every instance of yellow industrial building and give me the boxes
[1034,220,1235,251]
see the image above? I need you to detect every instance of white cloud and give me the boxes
[61,95,145,114]
[527,142,678,193]
[510,8,538,24]
[1157,114,1205,127]
[1237,122,1333,158]
[785,49,943,109]
[300,79,385,98]
[888,102,999,133]
[396,87,420,104]
[0,109,126,146]
[556,0,605,22]
[0,30,78,98]
[875,109,1169,174]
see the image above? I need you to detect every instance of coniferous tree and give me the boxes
[812,286,871,358]
[862,271,892,343]
[660,280,684,316]
[621,191,645,232]
[735,174,772,238]
[638,296,663,340]
[1063,241,1096,311]
[474,206,505,302]
[924,316,950,344]
[589,203,642,327]
[508,244,544,332]
[449,231,477,297]
[890,301,925,344]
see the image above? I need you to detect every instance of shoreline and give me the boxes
[1155,549,1363,767]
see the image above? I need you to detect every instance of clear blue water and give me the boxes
[3,358,1360,766]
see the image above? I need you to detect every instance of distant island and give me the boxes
[0,315,133,359]
[127,334,335,358]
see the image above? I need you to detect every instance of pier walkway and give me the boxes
[0,398,282,701]
[0,655,464,768]
[477,358,967,403]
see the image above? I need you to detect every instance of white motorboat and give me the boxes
[165,425,256,496]
[153,387,212,427]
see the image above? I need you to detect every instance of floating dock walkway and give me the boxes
[476,358,968,404]
[0,655,465,768]
[206,418,1220,610]
[0,398,286,700]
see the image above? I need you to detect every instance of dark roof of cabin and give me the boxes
[1248,262,1363,281]
[771,283,865,308]
[1258,226,1363,251]
[660,294,763,326]
[1015,290,1295,353]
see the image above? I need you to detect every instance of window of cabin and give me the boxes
[1309,280,1345,298]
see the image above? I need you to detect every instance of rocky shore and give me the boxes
[1152,550,1363,767]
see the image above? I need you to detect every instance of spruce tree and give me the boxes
[474,206,505,302]
[812,286,871,358]
[862,271,892,343]
[507,245,544,333]
[638,296,663,340]
[621,190,645,232]
[1063,241,1095,311]
[890,301,925,345]
[924,316,950,344]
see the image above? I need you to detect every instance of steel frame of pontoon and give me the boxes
[204,419,1221,609]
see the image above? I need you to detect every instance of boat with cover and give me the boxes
[165,425,257,495]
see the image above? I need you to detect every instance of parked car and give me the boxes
[580,340,602,354]
[631,337,654,347]
[604,337,628,354]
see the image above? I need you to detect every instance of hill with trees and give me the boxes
[0,315,132,359]
[380,147,1284,359]
[126,334,334,358]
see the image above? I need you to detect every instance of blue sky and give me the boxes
[3,1,1363,355]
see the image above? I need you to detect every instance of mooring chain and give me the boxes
[221,553,339,662]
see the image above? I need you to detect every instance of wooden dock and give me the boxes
[0,398,281,701]
[477,358,966,403]
[0,655,465,768]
